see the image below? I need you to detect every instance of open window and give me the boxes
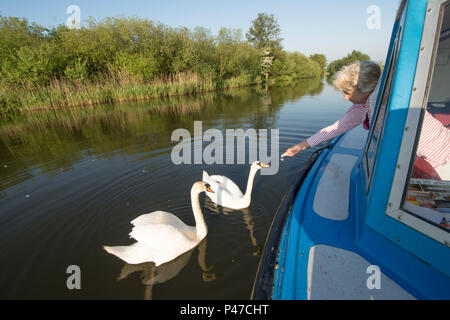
[365,27,401,190]
[387,0,450,245]
[404,2,450,233]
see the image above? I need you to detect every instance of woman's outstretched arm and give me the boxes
[283,103,368,157]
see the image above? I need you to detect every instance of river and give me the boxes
[0,79,351,299]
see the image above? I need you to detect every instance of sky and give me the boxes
[0,0,401,63]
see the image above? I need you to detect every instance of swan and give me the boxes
[103,181,214,266]
[202,161,270,210]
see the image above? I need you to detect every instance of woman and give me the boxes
[283,60,450,180]
[283,60,381,157]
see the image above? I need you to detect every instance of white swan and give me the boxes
[103,181,214,266]
[202,161,270,210]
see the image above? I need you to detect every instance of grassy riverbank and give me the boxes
[0,69,325,114]
[0,71,262,113]
[0,14,325,114]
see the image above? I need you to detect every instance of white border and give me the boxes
[386,0,450,246]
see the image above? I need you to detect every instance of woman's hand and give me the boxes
[282,140,310,157]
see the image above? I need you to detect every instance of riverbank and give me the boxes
[0,72,264,114]
[0,72,324,115]
[0,15,325,115]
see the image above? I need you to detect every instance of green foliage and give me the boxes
[110,52,158,81]
[309,54,327,69]
[246,13,283,50]
[0,92,21,113]
[217,27,243,43]
[1,40,67,85]
[64,58,90,81]
[0,15,47,61]
[326,50,371,77]
[0,13,324,113]
[272,52,322,81]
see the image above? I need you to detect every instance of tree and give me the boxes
[246,13,282,86]
[246,13,282,50]
[217,27,242,44]
[309,54,327,70]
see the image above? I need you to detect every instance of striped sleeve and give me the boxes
[417,111,450,168]
[306,104,369,148]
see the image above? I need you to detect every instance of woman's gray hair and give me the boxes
[332,60,381,94]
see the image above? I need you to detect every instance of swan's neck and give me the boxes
[191,189,207,239]
[242,166,259,205]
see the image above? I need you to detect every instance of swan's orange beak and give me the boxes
[205,183,214,193]
[260,162,270,168]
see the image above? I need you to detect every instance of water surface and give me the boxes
[0,80,350,299]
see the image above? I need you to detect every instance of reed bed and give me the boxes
[0,71,258,114]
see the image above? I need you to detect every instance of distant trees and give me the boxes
[326,50,371,77]
[244,13,326,83]
[309,54,327,69]
[215,27,260,82]
[272,52,323,82]
[309,54,327,77]
[0,13,324,103]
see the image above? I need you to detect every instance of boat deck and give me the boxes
[273,127,417,299]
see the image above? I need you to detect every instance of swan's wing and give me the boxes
[129,223,197,249]
[209,175,243,197]
[203,172,246,208]
[131,211,185,227]
[205,182,247,209]
[104,242,162,265]
[104,242,188,266]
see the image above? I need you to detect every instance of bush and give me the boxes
[272,52,322,81]
[0,92,22,113]
[1,41,66,86]
[111,52,159,81]
[64,59,90,81]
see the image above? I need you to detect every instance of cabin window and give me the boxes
[403,2,450,233]
[365,30,401,189]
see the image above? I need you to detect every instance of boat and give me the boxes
[252,0,450,300]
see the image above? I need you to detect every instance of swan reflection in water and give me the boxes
[116,237,222,300]
[204,198,262,257]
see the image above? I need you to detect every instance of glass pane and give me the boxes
[365,63,392,178]
[404,4,450,231]
[365,32,400,184]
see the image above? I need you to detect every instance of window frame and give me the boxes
[386,0,450,246]
[364,28,401,193]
